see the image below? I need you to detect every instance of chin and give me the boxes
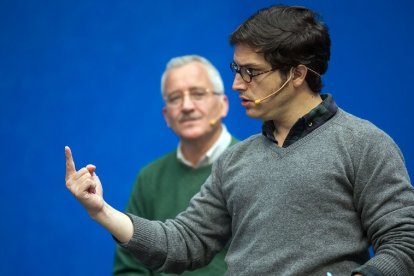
[245,109,261,119]
[179,129,206,140]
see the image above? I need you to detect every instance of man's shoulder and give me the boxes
[334,109,390,137]
[229,135,240,145]
[139,150,178,175]
[219,134,263,161]
[331,109,398,150]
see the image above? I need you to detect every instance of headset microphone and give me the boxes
[254,69,294,105]
[209,95,226,126]
[209,116,222,126]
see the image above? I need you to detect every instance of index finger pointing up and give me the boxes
[65,146,76,180]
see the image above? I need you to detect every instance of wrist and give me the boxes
[89,201,109,222]
[92,202,133,243]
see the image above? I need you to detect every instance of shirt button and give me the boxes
[308,122,313,127]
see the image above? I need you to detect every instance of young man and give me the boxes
[112,55,237,275]
[65,5,414,275]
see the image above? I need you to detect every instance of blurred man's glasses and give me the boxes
[230,61,276,83]
[164,87,221,107]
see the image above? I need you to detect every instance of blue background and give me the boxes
[1,0,413,275]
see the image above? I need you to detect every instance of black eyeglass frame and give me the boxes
[230,61,276,83]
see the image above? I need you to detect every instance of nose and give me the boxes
[181,93,196,111]
[232,73,247,92]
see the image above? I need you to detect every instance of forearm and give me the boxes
[354,132,414,275]
[119,180,231,273]
[92,202,134,243]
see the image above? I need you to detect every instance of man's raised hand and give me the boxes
[65,146,104,218]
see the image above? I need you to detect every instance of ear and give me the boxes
[220,95,229,117]
[292,65,308,87]
[162,106,171,128]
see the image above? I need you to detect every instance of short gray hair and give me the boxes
[160,55,225,97]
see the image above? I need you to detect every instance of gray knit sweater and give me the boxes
[121,108,414,275]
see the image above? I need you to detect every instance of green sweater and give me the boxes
[113,137,238,275]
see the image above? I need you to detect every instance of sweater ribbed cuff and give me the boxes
[116,213,167,271]
[352,253,410,276]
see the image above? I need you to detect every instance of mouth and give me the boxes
[240,96,254,107]
[179,116,201,123]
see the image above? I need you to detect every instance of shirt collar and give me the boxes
[262,93,338,147]
[177,124,232,168]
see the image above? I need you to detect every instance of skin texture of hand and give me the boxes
[64,146,133,243]
[65,146,104,218]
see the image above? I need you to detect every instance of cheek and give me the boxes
[164,110,180,126]
[256,82,272,94]
[204,101,222,115]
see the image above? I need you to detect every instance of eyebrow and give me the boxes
[234,61,266,69]
[166,86,205,94]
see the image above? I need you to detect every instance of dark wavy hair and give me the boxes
[230,5,331,93]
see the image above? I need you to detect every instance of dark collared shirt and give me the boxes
[262,93,338,147]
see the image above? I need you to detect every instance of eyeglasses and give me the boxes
[164,87,221,107]
[230,61,276,83]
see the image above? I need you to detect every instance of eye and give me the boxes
[167,93,182,103]
[245,67,259,76]
[190,88,208,99]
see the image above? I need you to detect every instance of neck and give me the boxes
[272,91,322,147]
[181,125,223,166]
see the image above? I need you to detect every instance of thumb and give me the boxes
[86,164,96,175]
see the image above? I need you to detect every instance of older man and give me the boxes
[112,55,237,275]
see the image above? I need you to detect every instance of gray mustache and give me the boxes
[179,113,202,122]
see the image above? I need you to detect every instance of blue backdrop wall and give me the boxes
[1,0,413,275]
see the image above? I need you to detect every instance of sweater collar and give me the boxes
[262,93,338,147]
[177,124,232,168]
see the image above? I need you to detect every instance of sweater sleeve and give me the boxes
[118,160,232,274]
[113,173,155,275]
[351,127,414,275]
